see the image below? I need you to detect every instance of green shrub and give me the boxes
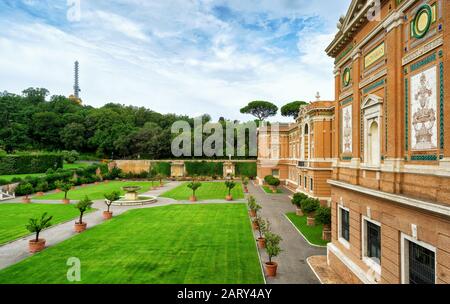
[292,193,308,208]
[35,181,49,193]
[265,232,282,263]
[235,162,257,179]
[315,207,331,226]
[15,182,34,196]
[264,175,275,184]
[62,150,80,164]
[0,179,9,186]
[151,162,171,177]
[0,153,63,175]
[301,198,320,215]
[267,177,280,187]
[185,161,223,177]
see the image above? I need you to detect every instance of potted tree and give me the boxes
[156,173,166,187]
[315,206,332,241]
[225,181,236,201]
[18,183,34,204]
[265,232,282,277]
[242,177,249,193]
[252,217,260,231]
[55,180,74,204]
[74,196,93,233]
[26,212,53,253]
[247,196,261,217]
[268,177,281,193]
[302,198,320,226]
[256,217,270,249]
[103,191,120,220]
[187,181,202,202]
[292,193,308,216]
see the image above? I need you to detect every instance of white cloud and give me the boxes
[0,0,352,122]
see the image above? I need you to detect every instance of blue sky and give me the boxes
[0,0,351,121]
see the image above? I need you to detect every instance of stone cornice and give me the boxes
[359,68,387,89]
[328,179,450,217]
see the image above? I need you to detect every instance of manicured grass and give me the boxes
[160,182,244,201]
[34,181,153,201]
[0,203,93,245]
[63,162,93,170]
[0,204,264,284]
[286,212,329,246]
[262,186,283,194]
[0,173,44,182]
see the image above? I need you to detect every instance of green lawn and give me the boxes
[0,173,44,182]
[262,185,283,194]
[0,204,263,284]
[0,204,93,245]
[34,181,153,201]
[63,162,93,170]
[160,182,244,201]
[286,212,329,246]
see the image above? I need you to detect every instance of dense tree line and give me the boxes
[0,88,256,159]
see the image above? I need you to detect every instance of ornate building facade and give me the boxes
[256,0,449,284]
[257,99,335,205]
[325,0,450,284]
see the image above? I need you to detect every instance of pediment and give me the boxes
[362,94,383,109]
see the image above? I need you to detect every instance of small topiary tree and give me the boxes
[26,212,53,242]
[302,198,321,226]
[187,181,202,201]
[75,196,93,225]
[247,195,261,217]
[265,232,282,276]
[17,182,34,202]
[292,192,308,215]
[242,176,249,192]
[55,180,74,203]
[224,180,236,200]
[104,191,121,213]
[267,177,281,192]
[315,206,332,241]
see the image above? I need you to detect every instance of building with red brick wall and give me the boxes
[257,98,335,205]
[325,0,450,284]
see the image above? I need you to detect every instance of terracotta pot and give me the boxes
[244,186,248,193]
[322,224,331,241]
[74,222,87,233]
[265,262,278,277]
[226,195,233,201]
[55,189,62,193]
[94,182,99,185]
[22,197,31,204]
[104,180,109,184]
[296,207,304,216]
[272,188,278,193]
[29,239,46,253]
[81,184,87,187]
[249,210,257,217]
[103,211,113,220]
[252,221,259,231]
[257,237,266,249]
[71,187,76,190]
[35,192,45,197]
[307,214,315,226]
[189,196,197,202]
[62,199,70,205]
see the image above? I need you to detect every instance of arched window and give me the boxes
[304,124,309,160]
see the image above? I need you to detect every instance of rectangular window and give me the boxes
[298,175,302,186]
[366,221,381,263]
[304,176,307,189]
[272,169,279,178]
[310,178,314,191]
[340,208,350,242]
[408,241,436,284]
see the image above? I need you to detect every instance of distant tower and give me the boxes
[74,61,81,98]
[315,92,321,101]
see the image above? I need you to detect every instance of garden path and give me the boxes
[247,181,326,284]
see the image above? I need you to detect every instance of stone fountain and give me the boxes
[110,185,157,206]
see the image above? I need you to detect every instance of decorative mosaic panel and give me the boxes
[410,66,438,151]
[341,105,353,154]
[405,78,409,152]
[440,61,444,150]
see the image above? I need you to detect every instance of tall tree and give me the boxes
[240,101,278,121]
[281,101,308,119]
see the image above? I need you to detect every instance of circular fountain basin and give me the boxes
[111,195,157,206]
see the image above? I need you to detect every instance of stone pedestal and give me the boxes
[171,161,185,177]
[223,161,235,177]
[125,192,138,201]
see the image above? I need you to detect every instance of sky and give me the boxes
[0,0,352,122]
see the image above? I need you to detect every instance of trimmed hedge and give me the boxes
[185,161,223,177]
[235,162,257,178]
[151,162,171,177]
[0,154,63,175]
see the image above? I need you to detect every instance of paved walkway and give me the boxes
[247,181,326,284]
